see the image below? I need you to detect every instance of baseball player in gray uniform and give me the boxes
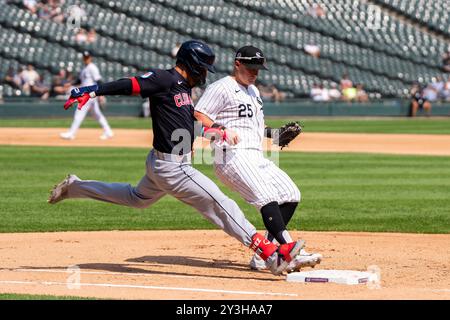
[60,51,114,140]
[48,40,306,276]
[194,46,322,272]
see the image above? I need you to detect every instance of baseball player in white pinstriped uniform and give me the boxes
[195,46,322,272]
[60,51,114,141]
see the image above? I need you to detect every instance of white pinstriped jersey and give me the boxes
[80,63,102,86]
[195,76,265,150]
[195,76,300,209]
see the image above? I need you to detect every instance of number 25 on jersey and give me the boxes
[238,104,253,117]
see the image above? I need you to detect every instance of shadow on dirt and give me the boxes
[16,255,279,282]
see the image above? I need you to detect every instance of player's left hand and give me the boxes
[275,121,303,149]
[63,85,98,110]
[224,128,240,146]
[64,93,90,110]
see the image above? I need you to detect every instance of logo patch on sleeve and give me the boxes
[140,71,154,79]
[256,97,263,105]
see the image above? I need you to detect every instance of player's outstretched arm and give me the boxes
[64,78,140,110]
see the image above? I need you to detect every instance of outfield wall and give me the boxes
[0,98,449,117]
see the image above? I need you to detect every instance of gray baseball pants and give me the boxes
[66,149,256,246]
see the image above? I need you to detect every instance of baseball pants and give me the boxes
[214,149,301,210]
[65,149,257,246]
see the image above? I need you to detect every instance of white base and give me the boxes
[286,269,373,285]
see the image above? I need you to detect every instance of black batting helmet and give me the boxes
[176,40,216,86]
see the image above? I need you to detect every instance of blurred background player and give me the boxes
[194,45,322,272]
[60,51,114,140]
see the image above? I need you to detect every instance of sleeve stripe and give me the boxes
[130,77,141,95]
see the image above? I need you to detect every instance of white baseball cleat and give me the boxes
[100,131,114,140]
[250,247,322,272]
[48,174,80,204]
[60,132,75,140]
[249,252,267,271]
[286,249,323,273]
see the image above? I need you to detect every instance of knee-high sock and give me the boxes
[279,202,298,225]
[260,201,292,244]
[264,202,298,243]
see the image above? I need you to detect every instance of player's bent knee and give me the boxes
[296,189,301,203]
[289,186,301,203]
[130,189,153,209]
[132,196,155,209]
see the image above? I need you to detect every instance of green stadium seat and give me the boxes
[2,0,448,98]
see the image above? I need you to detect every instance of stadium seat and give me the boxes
[2,0,448,98]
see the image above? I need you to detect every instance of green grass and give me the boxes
[0,146,449,234]
[0,293,95,300]
[1,117,450,134]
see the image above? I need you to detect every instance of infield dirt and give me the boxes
[0,230,449,299]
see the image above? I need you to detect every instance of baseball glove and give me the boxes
[274,121,303,149]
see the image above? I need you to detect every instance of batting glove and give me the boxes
[64,85,98,110]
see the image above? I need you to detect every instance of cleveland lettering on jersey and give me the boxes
[174,93,194,107]
[136,68,195,155]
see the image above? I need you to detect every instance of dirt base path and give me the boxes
[1,128,450,155]
[0,230,449,300]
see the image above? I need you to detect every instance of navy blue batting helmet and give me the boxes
[176,40,216,86]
